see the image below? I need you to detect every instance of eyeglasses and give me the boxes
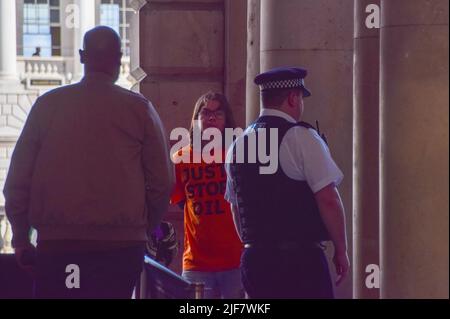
[199,108,226,119]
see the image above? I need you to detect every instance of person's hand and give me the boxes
[333,250,350,286]
[14,243,37,277]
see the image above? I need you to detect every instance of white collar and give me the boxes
[260,108,297,123]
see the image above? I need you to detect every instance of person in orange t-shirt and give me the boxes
[171,92,244,299]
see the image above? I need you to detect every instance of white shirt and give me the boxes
[225,108,343,206]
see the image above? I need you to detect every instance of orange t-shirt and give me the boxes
[171,145,243,272]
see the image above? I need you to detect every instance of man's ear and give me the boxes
[287,90,299,107]
[79,49,85,64]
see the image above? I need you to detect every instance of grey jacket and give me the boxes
[3,72,175,247]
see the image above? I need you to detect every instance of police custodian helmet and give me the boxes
[254,66,312,97]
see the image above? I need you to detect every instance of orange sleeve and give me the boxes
[170,157,186,205]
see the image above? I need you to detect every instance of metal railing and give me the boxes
[0,226,205,298]
[137,256,204,299]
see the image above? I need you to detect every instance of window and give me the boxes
[100,0,133,57]
[23,0,61,57]
[100,1,120,35]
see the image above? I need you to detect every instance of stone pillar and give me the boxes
[246,0,260,125]
[353,0,380,299]
[73,0,96,80]
[0,0,18,85]
[128,0,145,92]
[380,0,449,299]
[136,0,226,275]
[137,0,225,135]
[224,0,247,128]
[260,0,354,298]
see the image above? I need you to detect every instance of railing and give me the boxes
[137,256,204,299]
[17,56,133,90]
[116,57,133,89]
[120,57,131,81]
[0,223,205,297]
[0,212,13,254]
[17,56,71,89]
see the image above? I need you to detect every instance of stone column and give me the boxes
[137,0,225,135]
[260,0,354,298]
[136,0,226,275]
[380,0,449,298]
[224,0,247,128]
[128,0,145,92]
[353,0,380,299]
[246,0,260,125]
[0,0,18,85]
[73,0,96,80]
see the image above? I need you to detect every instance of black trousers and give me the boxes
[241,244,334,299]
[34,245,145,299]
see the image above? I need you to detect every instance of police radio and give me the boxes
[315,120,328,145]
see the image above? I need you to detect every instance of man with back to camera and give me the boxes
[3,26,174,299]
[225,67,350,298]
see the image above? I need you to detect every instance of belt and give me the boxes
[244,241,325,251]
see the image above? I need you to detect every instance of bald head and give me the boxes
[80,26,123,79]
[83,26,121,54]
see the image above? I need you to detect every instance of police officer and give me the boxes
[224,67,349,298]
